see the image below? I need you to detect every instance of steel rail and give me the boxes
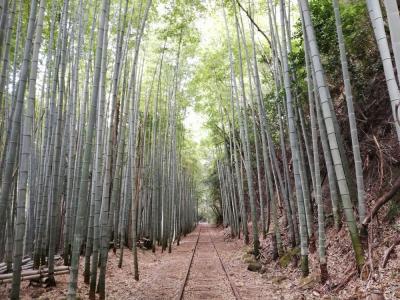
[177,226,201,300]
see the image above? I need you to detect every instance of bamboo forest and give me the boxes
[1,0,400,299]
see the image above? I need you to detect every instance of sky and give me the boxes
[182,0,276,150]
[183,107,208,144]
[180,0,287,219]
[182,3,221,150]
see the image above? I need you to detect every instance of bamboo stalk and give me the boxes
[0,266,69,280]
[0,266,69,283]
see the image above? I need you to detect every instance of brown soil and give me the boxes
[182,225,236,299]
[0,229,197,299]
[1,222,399,299]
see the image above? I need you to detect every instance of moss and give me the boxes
[242,253,252,260]
[243,246,254,255]
[279,247,300,268]
[271,275,287,284]
[349,230,365,270]
[247,262,262,272]
[243,255,257,264]
[301,255,309,277]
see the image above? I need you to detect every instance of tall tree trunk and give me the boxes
[366,0,400,143]
[9,0,39,297]
[299,0,364,269]
[67,0,110,297]
[233,0,260,257]
[332,0,365,222]
[279,0,309,276]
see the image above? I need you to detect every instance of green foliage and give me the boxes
[158,0,205,39]
[279,247,300,268]
[202,161,223,223]
[290,0,379,105]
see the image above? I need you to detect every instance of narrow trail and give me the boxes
[179,224,240,300]
[13,224,312,299]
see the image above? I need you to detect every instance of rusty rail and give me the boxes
[177,226,201,300]
[208,227,242,300]
[178,225,241,300]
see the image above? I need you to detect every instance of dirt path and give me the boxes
[5,224,312,299]
[207,226,315,300]
[4,228,199,299]
[180,225,238,300]
[180,224,310,300]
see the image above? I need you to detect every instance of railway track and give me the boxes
[177,225,241,300]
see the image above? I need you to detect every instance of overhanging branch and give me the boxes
[235,0,272,49]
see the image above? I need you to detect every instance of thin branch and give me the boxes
[362,175,400,226]
[235,0,272,48]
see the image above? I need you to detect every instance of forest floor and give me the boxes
[2,222,400,299]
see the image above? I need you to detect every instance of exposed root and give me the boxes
[362,176,400,226]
